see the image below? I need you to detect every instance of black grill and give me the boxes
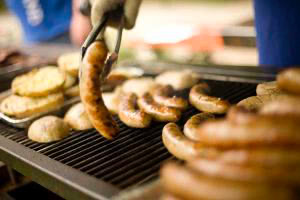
[0,79,257,199]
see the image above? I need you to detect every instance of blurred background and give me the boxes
[0,0,257,66]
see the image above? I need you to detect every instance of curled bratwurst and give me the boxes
[79,41,119,139]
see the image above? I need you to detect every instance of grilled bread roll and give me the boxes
[28,116,70,143]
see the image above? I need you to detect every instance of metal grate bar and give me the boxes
[95,141,164,179]
[47,134,102,158]
[77,126,163,172]
[63,126,161,167]
[38,130,97,154]
[114,151,170,188]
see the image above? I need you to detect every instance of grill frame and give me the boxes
[0,63,275,200]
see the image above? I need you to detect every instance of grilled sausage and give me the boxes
[237,94,284,111]
[118,93,152,128]
[188,159,300,185]
[160,194,184,200]
[152,85,188,110]
[161,163,294,200]
[227,106,257,125]
[260,96,300,116]
[79,41,119,139]
[189,83,230,114]
[207,148,300,168]
[162,123,220,161]
[256,81,283,96]
[277,67,300,95]
[195,116,300,148]
[138,93,181,122]
[183,113,214,141]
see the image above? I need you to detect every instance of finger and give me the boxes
[91,0,122,27]
[124,0,142,29]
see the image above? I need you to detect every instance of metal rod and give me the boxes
[81,15,109,60]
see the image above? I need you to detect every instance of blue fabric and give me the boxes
[254,0,300,68]
[5,0,72,44]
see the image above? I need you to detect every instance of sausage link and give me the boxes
[118,93,152,128]
[277,67,300,95]
[162,123,220,161]
[195,116,300,148]
[79,41,119,139]
[152,85,188,110]
[189,83,230,114]
[138,93,181,122]
[161,163,293,200]
[188,159,300,185]
[183,113,214,141]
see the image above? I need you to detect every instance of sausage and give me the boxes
[183,113,214,141]
[195,116,300,148]
[188,159,300,186]
[256,81,283,96]
[118,93,152,128]
[199,148,300,168]
[277,67,300,95]
[160,194,184,200]
[226,106,258,125]
[138,93,181,122]
[152,85,188,110]
[189,83,230,114]
[260,96,300,116]
[161,162,294,200]
[79,41,119,139]
[237,94,283,111]
[162,123,221,161]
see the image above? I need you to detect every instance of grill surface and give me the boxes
[0,79,257,199]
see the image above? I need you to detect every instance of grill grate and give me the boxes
[0,80,257,190]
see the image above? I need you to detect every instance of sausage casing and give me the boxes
[79,41,119,139]
[183,113,214,141]
[188,159,300,185]
[138,93,181,122]
[162,123,220,161]
[189,83,230,114]
[195,116,300,148]
[161,163,293,200]
[118,93,152,128]
[152,85,188,110]
[277,67,300,95]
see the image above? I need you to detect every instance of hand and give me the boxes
[89,0,142,29]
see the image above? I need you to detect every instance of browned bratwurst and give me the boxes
[162,123,220,161]
[195,148,300,168]
[152,85,188,110]
[118,93,152,128]
[183,113,214,141]
[161,163,294,200]
[195,115,300,148]
[189,83,230,114]
[277,67,300,95]
[188,159,300,185]
[138,93,181,122]
[260,96,300,116]
[79,41,119,139]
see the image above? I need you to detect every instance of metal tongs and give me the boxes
[81,12,125,82]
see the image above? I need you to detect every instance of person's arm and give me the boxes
[254,0,300,68]
[70,0,92,45]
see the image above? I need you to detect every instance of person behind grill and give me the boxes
[4,0,92,45]
[89,0,300,69]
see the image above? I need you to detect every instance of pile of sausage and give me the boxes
[79,40,230,140]
[161,67,300,200]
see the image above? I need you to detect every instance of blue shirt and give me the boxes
[5,0,72,43]
[254,0,300,68]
